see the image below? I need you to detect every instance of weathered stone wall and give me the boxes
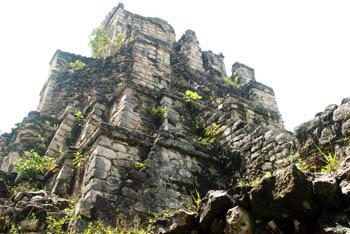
[0,112,58,173]
[202,50,226,79]
[176,30,204,73]
[38,50,96,115]
[101,3,175,58]
[294,98,350,165]
[0,3,306,232]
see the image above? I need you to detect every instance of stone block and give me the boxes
[88,155,111,172]
[93,146,117,160]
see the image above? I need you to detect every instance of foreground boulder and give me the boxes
[313,174,342,210]
[156,209,198,234]
[224,206,254,234]
[250,165,317,220]
[198,190,234,233]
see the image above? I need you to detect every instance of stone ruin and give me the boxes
[1,3,350,233]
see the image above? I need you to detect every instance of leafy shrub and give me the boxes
[43,120,58,130]
[47,215,69,234]
[184,90,202,109]
[185,90,202,101]
[10,181,39,193]
[73,110,84,124]
[224,75,239,87]
[47,202,80,234]
[89,27,111,59]
[69,60,86,71]
[134,162,148,171]
[15,150,56,178]
[148,106,166,122]
[112,33,124,50]
[9,224,19,234]
[250,178,261,187]
[73,151,86,169]
[199,123,222,146]
[193,117,206,135]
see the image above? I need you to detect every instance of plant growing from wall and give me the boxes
[148,106,166,123]
[44,120,59,130]
[316,145,338,174]
[38,134,46,151]
[184,90,202,108]
[187,189,202,212]
[47,200,80,234]
[89,27,111,59]
[296,158,313,173]
[193,117,206,135]
[224,75,239,88]
[73,151,86,169]
[185,90,202,101]
[112,33,124,50]
[73,110,84,125]
[69,60,86,71]
[199,123,222,146]
[134,162,148,171]
[15,150,56,178]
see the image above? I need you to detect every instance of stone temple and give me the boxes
[1,3,350,233]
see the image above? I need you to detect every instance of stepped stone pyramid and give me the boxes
[2,3,350,233]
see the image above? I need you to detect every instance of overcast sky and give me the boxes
[0,0,349,132]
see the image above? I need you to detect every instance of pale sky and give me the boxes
[0,0,349,132]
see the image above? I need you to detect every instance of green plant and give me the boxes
[250,178,261,187]
[193,117,206,132]
[315,145,338,174]
[237,179,248,187]
[47,199,80,234]
[112,33,124,50]
[43,120,59,130]
[10,181,39,193]
[199,123,221,146]
[73,151,86,169]
[47,215,69,234]
[148,208,176,225]
[15,150,56,178]
[84,220,152,234]
[237,176,262,187]
[69,60,86,71]
[134,162,148,171]
[224,75,239,87]
[46,209,79,234]
[73,110,84,124]
[185,90,202,101]
[296,158,312,173]
[263,171,272,178]
[85,221,114,234]
[89,27,111,59]
[38,134,46,150]
[187,190,202,212]
[9,224,19,234]
[184,90,202,109]
[149,106,166,121]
